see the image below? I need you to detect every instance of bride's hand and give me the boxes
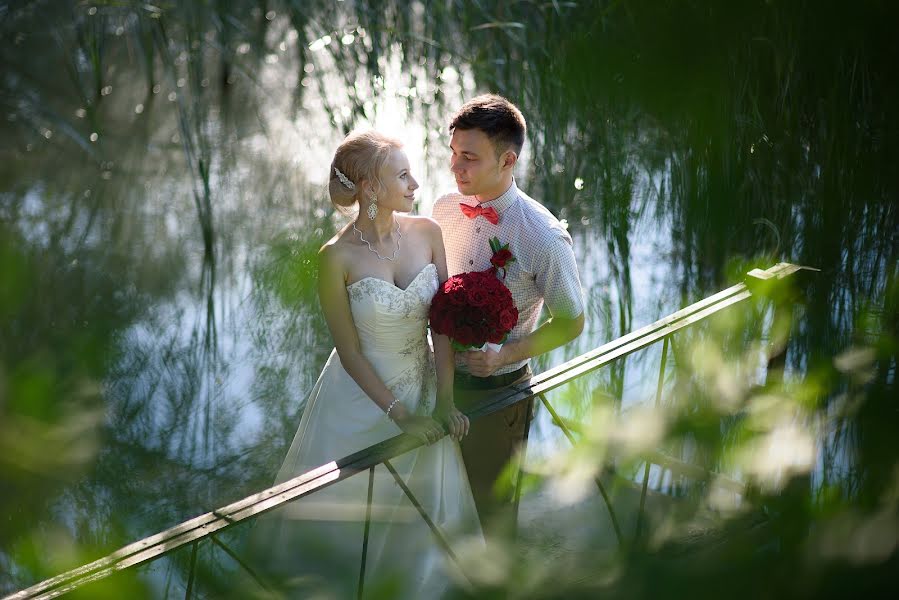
[434,405,470,441]
[393,414,444,445]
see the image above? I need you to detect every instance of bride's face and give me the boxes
[376,148,419,213]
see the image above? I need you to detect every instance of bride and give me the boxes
[249,131,482,598]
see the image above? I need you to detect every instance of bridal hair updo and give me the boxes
[328,130,403,213]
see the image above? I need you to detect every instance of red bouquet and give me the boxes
[429,237,519,351]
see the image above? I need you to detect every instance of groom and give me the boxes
[432,94,585,534]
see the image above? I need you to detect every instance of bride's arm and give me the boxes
[318,243,441,443]
[428,222,455,408]
[424,220,469,440]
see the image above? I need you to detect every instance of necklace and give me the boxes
[352,218,403,261]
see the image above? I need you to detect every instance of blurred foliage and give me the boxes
[1,0,896,598]
[0,223,124,540]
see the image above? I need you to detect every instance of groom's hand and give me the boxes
[463,347,505,377]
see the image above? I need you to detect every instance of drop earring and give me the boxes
[367,191,379,220]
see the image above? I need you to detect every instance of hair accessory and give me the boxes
[334,167,355,190]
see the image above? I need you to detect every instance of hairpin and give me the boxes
[334,167,355,190]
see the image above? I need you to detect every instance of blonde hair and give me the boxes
[329,130,403,214]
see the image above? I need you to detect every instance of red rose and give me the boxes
[490,248,513,269]
[466,286,490,306]
[439,312,456,335]
[487,328,506,344]
[448,289,467,306]
[499,307,518,330]
[444,277,464,297]
[455,325,475,346]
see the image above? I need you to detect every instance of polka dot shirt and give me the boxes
[431,180,585,375]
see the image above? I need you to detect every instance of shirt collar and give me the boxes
[477,180,519,214]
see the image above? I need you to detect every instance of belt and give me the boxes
[454,365,530,390]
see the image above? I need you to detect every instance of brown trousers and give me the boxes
[455,369,533,536]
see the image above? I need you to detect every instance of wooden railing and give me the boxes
[4,262,815,600]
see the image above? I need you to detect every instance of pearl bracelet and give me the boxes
[385,398,401,420]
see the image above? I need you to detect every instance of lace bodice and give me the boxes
[346,263,438,352]
[342,263,439,416]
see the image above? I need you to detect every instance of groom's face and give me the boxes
[449,128,506,198]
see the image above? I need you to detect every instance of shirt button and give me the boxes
[476,227,481,233]
[469,260,474,265]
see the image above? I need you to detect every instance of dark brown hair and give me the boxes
[449,93,527,157]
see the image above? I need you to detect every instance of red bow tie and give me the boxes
[459,203,499,225]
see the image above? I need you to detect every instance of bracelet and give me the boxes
[385,398,401,420]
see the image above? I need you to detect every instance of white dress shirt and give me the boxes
[432,180,585,375]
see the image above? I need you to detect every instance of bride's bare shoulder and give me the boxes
[318,224,355,265]
[319,219,357,249]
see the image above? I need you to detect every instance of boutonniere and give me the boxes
[488,236,516,279]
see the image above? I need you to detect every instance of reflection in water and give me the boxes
[1,1,896,597]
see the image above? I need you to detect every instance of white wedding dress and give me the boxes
[253,263,482,599]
